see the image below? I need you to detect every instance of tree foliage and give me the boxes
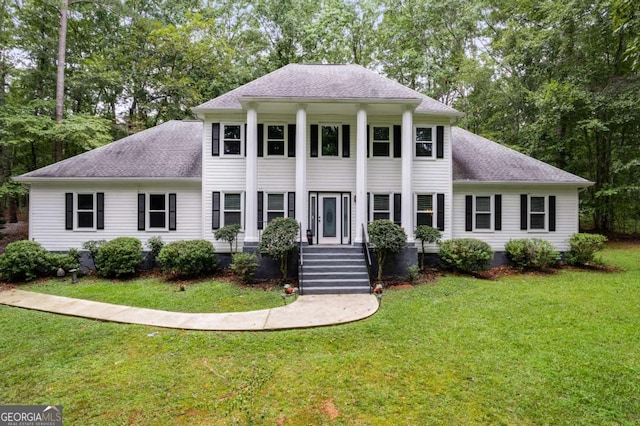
[368,219,407,281]
[258,217,299,280]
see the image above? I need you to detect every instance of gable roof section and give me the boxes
[452,127,591,184]
[194,64,462,116]
[17,120,202,180]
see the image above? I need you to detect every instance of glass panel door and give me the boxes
[319,194,340,244]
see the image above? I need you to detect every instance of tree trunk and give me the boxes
[54,0,68,162]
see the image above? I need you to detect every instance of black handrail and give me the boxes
[361,223,373,292]
[298,223,304,295]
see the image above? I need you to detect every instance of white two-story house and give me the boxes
[16,64,591,286]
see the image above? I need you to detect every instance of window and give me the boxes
[224,193,242,226]
[475,196,492,230]
[76,193,95,229]
[223,124,242,155]
[148,194,167,229]
[373,194,390,220]
[321,125,339,156]
[416,194,434,226]
[266,125,285,156]
[415,126,434,158]
[372,126,390,157]
[267,193,285,223]
[530,196,546,230]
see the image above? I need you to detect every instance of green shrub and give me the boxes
[158,240,218,278]
[505,238,560,270]
[146,236,164,261]
[368,219,408,280]
[259,217,299,280]
[48,248,81,272]
[405,264,421,284]
[566,233,608,266]
[231,252,259,283]
[438,238,493,274]
[96,237,143,278]
[82,240,106,270]
[214,224,242,253]
[415,225,442,269]
[0,240,51,281]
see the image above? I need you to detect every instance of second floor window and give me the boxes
[321,125,339,156]
[223,124,242,155]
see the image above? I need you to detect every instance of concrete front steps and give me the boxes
[300,245,372,295]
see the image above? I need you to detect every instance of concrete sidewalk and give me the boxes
[0,289,379,331]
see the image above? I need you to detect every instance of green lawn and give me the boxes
[1,244,639,425]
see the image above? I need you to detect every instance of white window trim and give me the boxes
[473,195,494,232]
[221,122,244,157]
[223,192,244,229]
[264,124,287,157]
[74,192,97,231]
[319,124,341,158]
[414,125,436,160]
[415,193,435,227]
[371,193,391,222]
[147,193,169,232]
[370,124,392,158]
[265,192,286,224]
[528,194,548,232]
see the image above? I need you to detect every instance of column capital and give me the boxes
[246,101,258,110]
[296,103,307,111]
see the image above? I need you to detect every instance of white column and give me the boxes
[295,105,307,240]
[244,103,258,242]
[401,107,414,242]
[355,106,368,243]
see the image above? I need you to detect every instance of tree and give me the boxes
[258,217,299,280]
[368,219,407,281]
[214,224,242,254]
[414,225,441,269]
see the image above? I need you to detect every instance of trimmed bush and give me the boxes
[96,237,143,278]
[158,239,218,278]
[214,224,242,253]
[505,238,560,270]
[48,248,81,272]
[82,240,106,270]
[146,236,164,261]
[0,240,50,281]
[438,238,493,274]
[567,233,608,266]
[368,219,407,280]
[415,225,442,269]
[231,252,259,284]
[259,217,299,280]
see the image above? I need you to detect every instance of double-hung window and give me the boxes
[372,194,390,220]
[416,194,434,226]
[76,193,95,229]
[266,125,285,156]
[415,126,434,158]
[267,193,285,223]
[223,124,242,156]
[148,194,167,229]
[321,125,339,156]
[529,196,546,230]
[372,126,391,157]
[474,196,492,230]
[224,193,242,227]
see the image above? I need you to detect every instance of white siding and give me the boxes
[29,181,202,251]
[451,184,581,252]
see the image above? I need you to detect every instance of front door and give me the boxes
[319,193,340,244]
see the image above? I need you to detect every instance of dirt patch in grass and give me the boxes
[322,399,340,420]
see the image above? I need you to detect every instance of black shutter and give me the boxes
[437,193,445,231]
[257,191,264,230]
[257,124,264,157]
[65,193,73,230]
[137,194,145,231]
[169,193,176,231]
[393,125,402,158]
[520,194,528,230]
[342,124,350,157]
[549,196,556,232]
[465,195,473,231]
[288,192,296,218]
[288,124,296,157]
[366,125,370,157]
[436,125,444,159]
[212,192,221,229]
[310,124,318,157]
[393,193,401,225]
[212,123,220,156]
[97,192,104,230]
[367,192,370,222]
[244,123,248,157]
[494,194,502,231]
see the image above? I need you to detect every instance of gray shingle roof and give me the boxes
[18,120,202,179]
[194,64,463,116]
[452,127,591,184]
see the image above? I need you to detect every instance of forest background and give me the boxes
[0,0,638,234]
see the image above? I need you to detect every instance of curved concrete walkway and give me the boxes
[0,289,379,331]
